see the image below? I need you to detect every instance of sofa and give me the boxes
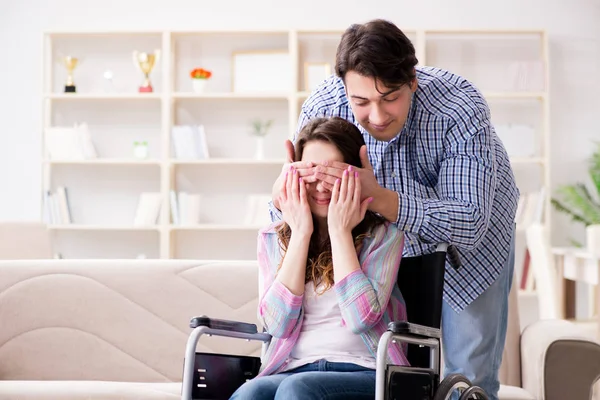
[0,259,598,400]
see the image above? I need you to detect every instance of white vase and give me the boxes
[133,142,149,159]
[586,224,600,257]
[254,137,265,160]
[192,79,207,93]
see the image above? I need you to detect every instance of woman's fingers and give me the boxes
[353,170,361,208]
[339,168,348,203]
[331,177,340,204]
[299,176,307,205]
[287,169,294,198]
[346,167,355,203]
[291,168,299,202]
[280,171,289,203]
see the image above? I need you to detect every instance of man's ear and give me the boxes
[410,74,418,92]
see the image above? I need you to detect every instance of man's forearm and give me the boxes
[370,187,400,223]
[370,186,490,251]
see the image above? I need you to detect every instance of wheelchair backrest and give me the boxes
[396,250,447,367]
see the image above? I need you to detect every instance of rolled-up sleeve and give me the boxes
[256,225,303,338]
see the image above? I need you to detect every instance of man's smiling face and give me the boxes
[345,71,417,142]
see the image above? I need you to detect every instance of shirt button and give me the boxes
[391,172,397,178]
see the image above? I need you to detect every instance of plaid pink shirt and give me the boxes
[256,220,408,377]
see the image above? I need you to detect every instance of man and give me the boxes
[268,19,518,400]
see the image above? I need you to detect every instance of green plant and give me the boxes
[551,142,600,226]
[250,119,274,137]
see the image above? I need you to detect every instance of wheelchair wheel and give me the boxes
[433,373,472,400]
[458,386,488,400]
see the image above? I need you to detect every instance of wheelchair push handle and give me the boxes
[447,245,461,270]
[436,243,462,270]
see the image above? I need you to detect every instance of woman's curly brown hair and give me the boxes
[276,117,385,293]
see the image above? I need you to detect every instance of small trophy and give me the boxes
[133,50,160,93]
[62,56,79,93]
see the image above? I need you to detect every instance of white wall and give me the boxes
[1,0,599,245]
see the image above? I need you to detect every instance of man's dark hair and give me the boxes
[335,19,419,91]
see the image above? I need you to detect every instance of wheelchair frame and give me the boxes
[180,243,488,400]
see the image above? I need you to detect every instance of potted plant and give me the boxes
[133,140,149,159]
[190,68,212,93]
[551,142,600,251]
[250,119,273,160]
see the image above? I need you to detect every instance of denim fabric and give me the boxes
[229,360,376,400]
[441,227,516,400]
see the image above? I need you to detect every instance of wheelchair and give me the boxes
[180,243,489,400]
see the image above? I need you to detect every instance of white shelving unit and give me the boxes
[41,29,550,266]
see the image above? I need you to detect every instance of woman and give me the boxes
[231,117,407,400]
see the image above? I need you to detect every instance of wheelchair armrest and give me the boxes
[388,321,441,339]
[190,315,258,334]
[182,317,271,400]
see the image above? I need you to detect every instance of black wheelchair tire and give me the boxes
[458,385,489,400]
[433,373,472,400]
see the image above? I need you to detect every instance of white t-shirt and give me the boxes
[281,281,376,371]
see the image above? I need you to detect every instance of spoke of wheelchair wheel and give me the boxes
[443,386,464,400]
[449,385,468,400]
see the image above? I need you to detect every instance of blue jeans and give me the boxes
[441,230,515,400]
[229,359,376,400]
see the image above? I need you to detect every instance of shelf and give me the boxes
[45,30,163,36]
[171,29,290,36]
[45,93,162,100]
[297,91,547,101]
[173,92,290,100]
[42,28,550,261]
[509,157,545,165]
[484,92,546,100]
[425,29,545,35]
[170,224,264,231]
[46,158,162,166]
[171,158,285,166]
[48,225,162,231]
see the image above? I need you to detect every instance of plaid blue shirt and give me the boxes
[269,66,519,312]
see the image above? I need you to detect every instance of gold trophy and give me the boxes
[62,56,79,93]
[133,50,160,93]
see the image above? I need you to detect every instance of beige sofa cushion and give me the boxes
[0,260,262,383]
[0,381,181,400]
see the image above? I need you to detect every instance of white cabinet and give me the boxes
[41,29,549,263]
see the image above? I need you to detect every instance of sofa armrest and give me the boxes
[521,319,600,400]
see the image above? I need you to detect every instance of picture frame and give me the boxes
[304,62,332,91]
[232,50,291,93]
